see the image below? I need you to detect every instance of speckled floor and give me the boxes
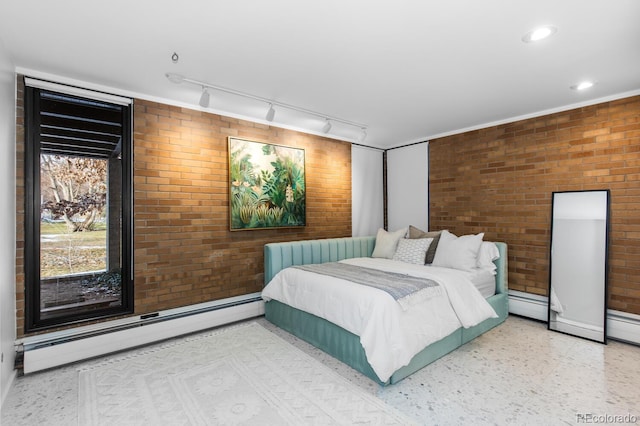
[2,315,639,426]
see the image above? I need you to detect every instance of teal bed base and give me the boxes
[264,236,508,385]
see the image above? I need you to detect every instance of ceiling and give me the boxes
[1,1,639,149]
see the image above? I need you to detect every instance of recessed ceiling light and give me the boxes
[522,25,558,43]
[570,81,596,91]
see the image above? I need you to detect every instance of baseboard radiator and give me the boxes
[15,291,639,373]
[508,290,640,345]
[17,293,265,374]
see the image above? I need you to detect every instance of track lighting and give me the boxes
[166,73,185,84]
[266,103,276,122]
[199,87,210,108]
[164,72,367,142]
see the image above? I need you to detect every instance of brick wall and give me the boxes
[15,85,352,336]
[132,100,352,314]
[429,95,640,315]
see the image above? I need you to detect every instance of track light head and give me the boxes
[322,119,332,133]
[199,88,210,108]
[266,104,276,122]
[166,73,185,84]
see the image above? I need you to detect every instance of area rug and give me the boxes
[78,322,415,425]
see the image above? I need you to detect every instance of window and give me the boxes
[24,80,133,331]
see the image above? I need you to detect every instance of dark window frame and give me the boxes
[24,82,134,332]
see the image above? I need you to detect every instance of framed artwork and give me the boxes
[228,137,306,230]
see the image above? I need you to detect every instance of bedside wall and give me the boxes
[429,95,640,316]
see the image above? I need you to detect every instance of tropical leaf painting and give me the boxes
[228,137,306,230]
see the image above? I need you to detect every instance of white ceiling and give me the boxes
[1,1,639,149]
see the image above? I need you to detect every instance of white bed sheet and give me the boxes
[422,266,496,298]
[468,269,497,298]
[262,257,497,382]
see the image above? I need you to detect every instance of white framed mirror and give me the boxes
[547,190,610,343]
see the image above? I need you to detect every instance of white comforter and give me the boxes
[262,257,498,382]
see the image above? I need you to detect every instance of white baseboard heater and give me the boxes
[16,291,639,374]
[17,293,265,374]
[508,290,640,345]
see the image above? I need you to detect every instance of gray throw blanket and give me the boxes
[292,262,441,310]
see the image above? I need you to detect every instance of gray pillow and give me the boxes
[408,226,442,264]
[392,237,433,265]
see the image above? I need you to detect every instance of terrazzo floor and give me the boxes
[2,315,639,425]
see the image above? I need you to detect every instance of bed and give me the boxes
[262,233,508,385]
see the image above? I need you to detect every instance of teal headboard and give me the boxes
[264,236,376,284]
[493,242,508,295]
[264,237,508,296]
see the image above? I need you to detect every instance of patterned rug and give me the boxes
[78,322,414,425]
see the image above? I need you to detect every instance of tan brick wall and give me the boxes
[132,100,352,314]
[15,85,352,336]
[429,95,640,315]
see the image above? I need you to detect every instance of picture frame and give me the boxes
[228,137,306,230]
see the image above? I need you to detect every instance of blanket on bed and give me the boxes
[292,262,442,310]
[263,257,499,382]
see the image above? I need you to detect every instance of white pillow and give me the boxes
[392,238,433,265]
[476,241,500,273]
[432,230,484,271]
[371,227,407,259]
